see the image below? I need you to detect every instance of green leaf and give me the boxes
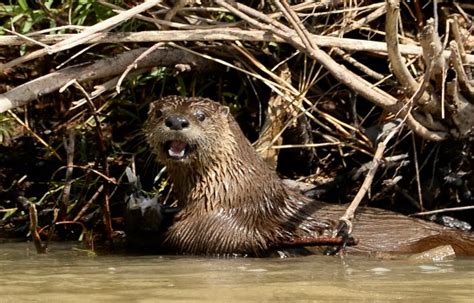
[10,13,25,24]
[45,0,54,9]
[18,0,29,11]
[21,17,34,33]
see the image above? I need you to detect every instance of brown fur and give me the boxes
[145,96,474,256]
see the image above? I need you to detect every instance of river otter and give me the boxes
[144,96,474,256]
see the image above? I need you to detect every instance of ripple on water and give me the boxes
[0,243,473,302]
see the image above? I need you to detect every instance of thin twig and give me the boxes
[279,236,358,248]
[411,133,424,211]
[73,185,104,222]
[116,42,164,93]
[337,126,400,233]
[411,205,474,216]
[7,110,62,160]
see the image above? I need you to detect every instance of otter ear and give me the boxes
[148,101,164,119]
[219,105,230,117]
[148,101,157,114]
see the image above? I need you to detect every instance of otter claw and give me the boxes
[324,218,354,256]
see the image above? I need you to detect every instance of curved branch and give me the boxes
[0,48,213,113]
[385,0,419,93]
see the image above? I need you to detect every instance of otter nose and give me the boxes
[165,115,190,130]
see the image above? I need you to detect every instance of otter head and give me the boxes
[145,96,231,168]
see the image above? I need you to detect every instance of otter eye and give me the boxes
[194,110,206,122]
[155,109,163,119]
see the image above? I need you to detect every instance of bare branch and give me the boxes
[385,0,419,93]
[0,48,212,113]
[1,30,474,63]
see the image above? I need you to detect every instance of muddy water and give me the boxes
[0,242,473,302]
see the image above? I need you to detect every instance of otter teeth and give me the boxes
[168,140,187,159]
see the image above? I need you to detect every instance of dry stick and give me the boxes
[333,48,387,82]
[331,4,390,83]
[411,205,474,216]
[0,0,162,72]
[337,127,399,234]
[270,142,340,149]
[420,19,445,87]
[419,20,446,117]
[450,41,474,98]
[274,0,317,51]
[72,68,148,110]
[451,15,468,65]
[280,236,358,248]
[99,0,235,30]
[2,30,474,63]
[411,133,424,211]
[340,4,387,35]
[28,203,47,254]
[217,1,395,105]
[1,27,50,48]
[428,18,446,76]
[26,25,87,35]
[406,48,434,108]
[73,185,104,222]
[56,43,99,70]
[7,110,62,160]
[451,15,472,81]
[51,164,118,184]
[116,42,164,93]
[453,2,472,25]
[0,47,210,113]
[216,1,293,38]
[163,0,189,29]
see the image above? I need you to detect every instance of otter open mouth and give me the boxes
[164,140,191,160]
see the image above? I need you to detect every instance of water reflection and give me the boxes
[0,242,473,302]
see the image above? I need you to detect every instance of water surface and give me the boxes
[1,242,473,302]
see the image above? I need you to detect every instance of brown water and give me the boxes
[0,242,473,303]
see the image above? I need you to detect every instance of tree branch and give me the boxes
[0,48,212,113]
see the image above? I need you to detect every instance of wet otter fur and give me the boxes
[144,96,474,256]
